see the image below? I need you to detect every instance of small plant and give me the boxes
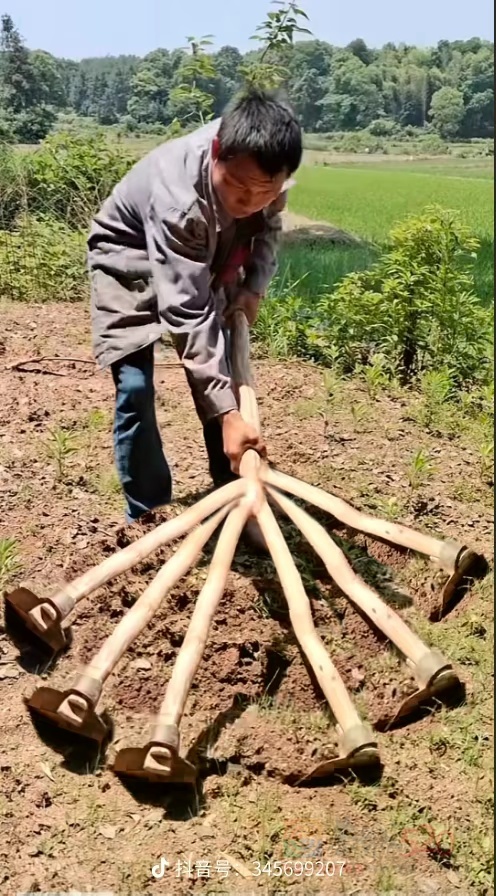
[46,426,79,480]
[363,353,389,399]
[479,439,494,483]
[0,537,21,591]
[90,469,122,503]
[408,448,435,490]
[350,402,370,430]
[414,367,454,432]
[374,496,403,521]
[82,408,109,472]
[84,408,108,431]
[253,290,310,359]
[375,867,398,893]
[348,781,379,812]
[322,368,344,405]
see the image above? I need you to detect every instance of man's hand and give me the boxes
[221,409,266,473]
[224,288,262,327]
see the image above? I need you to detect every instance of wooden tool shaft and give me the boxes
[50,479,244,611]
[267,486,427,664]
[255,499,363,732]
[80,504,234,685]
[156,502,250,728]
[263,467,458,567]
[230,310,261,480]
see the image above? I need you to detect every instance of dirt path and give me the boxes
[0,305,493,896]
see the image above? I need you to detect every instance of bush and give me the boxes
[311,207,492,385]
[0,144,24,228]
[0,113,15,143]
[415,133,446,154]
[23,132,136,227]
[330,131,385,153]
[367,118,399,137]
[0,215,87,302]
[12,106,58,143]
[0,133,137,233]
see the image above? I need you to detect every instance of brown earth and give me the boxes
[281,210,362,245]
[0,303,493,896]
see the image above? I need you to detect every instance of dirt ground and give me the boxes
[281,211,361,245]
[0,304,493,896]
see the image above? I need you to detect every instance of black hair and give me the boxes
[217,87,303,177]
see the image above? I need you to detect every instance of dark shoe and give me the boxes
[242,519,268,554]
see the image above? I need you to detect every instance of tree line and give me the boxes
[0,11,493,143]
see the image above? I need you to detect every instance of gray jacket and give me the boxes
[88,119,287,421]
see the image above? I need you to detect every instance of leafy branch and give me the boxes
[170,35,217,125]
[241,1,312,89]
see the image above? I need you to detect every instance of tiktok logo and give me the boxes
[152,856,170,879]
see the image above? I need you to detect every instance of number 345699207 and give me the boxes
[252,860,347,877]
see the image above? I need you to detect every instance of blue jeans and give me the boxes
[111,345,236,523]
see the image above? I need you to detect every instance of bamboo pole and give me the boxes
[263,467,465,572]
[255,499,367,741]
[24,479,246,633]
[56,503,235,727]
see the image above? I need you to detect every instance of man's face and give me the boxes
[211,141,287,219]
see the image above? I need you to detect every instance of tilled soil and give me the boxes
[0,304,493,896]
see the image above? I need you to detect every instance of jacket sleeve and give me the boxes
[145,187,238,422]
[243,190,287,296]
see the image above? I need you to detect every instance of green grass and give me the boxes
[324,158,494,180]
[276,242,379,299]
[276,239,492,308]
[0,537,22,591]
[289,166,494,242]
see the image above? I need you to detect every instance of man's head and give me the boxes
[211,88,302,219]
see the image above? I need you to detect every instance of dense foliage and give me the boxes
[0,11,493,142]
[255,208,493,388]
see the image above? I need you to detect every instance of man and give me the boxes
[87,88,302,540]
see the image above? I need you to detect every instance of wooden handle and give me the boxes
[49,479,245,613]
[263,466,458,566]
[80,502,236,684]
[267,486,427,665]
[155,502,250,728]
[255,498,364,733]
[230,309,261,480]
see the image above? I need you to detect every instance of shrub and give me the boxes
[0,133,137,233]
[367,118,398,137]
[12,106,58,144]
[0,113,15,143]
[254,291,314,359]
[0,144,24,228]
[0,215,87,302]
[312,207,492,385]
[415,133,446,154]
[23,132,137,227]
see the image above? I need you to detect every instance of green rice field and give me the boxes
[285,160,494,304]
[289,163,494,242]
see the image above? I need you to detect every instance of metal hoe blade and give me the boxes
[4,588,68,655]
[296,722,381,785]
[382,666,465,731]
[438,547,488,618]
[26,686,109,744]
[297,741,381,786]
[113,742,197,784]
